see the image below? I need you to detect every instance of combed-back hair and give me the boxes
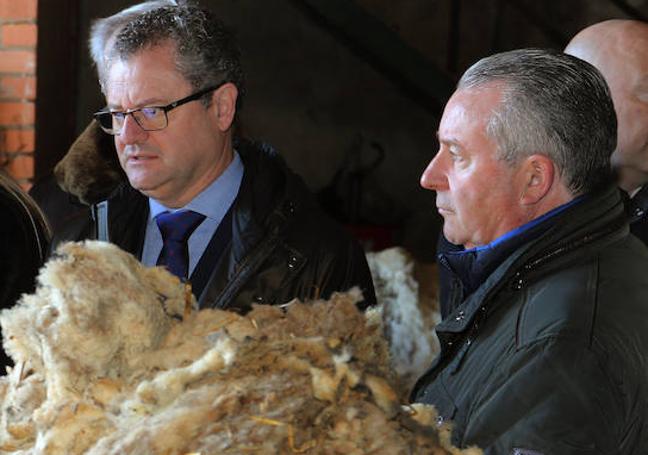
[458,48,616,195]
[91,0,244,108]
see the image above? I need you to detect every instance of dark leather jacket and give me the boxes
[1,175,50,367]
[45,122,376,312]
[413,185,648,454]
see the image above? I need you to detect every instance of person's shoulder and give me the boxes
[515,259,597,348]
[237,138,284,172]
[517,240,648,347]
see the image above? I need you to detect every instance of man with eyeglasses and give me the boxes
[47,1,376,313]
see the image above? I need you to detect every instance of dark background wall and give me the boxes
[36,0,648,260]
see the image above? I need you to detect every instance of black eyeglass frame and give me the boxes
[93,81,226,135]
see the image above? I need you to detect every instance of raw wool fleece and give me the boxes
[366,248,441,393]
[0,241,479,454]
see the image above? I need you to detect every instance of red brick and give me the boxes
[0,76,36,100]
[0,102,35,125]
[0,50,35,73]
[3,152,34,180]
[3,128,34,152]
[0,0,37,19]
[2,24,37,47]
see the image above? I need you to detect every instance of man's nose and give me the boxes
[420,152,448,191]
[119,113,148,144]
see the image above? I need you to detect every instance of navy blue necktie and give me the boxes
[156,210,206,279]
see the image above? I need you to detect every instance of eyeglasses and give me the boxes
[93,83,224,135]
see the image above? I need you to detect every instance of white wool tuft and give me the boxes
[0,241,479,454]
[366,247,441,393]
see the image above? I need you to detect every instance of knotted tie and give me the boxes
[156,210,206,279]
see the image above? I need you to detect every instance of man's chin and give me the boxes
[442,227,461,247]
[127,176,159,196]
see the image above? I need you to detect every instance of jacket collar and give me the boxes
[54,120,124,205]
[438,184,627,334]
[439,196,583,301]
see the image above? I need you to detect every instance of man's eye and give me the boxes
[112,111,126,120]
[141,107,161,119]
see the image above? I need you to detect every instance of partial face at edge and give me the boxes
[606,45,648,185]
[567,26,648,191]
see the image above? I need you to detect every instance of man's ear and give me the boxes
[520,154,555,205]
[211,82,238,132]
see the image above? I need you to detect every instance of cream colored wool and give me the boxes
[0,241,479,454]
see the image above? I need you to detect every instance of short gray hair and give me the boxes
[458,48,616,195]
[89,1,177,89]
[90,1,244,108]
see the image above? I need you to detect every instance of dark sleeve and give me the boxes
[0,187,49,308]
[0,185,51,369]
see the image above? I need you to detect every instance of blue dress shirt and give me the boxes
[141,151,244,275]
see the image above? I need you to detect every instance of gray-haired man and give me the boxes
[412,48,648,454]
[49,1,376,312]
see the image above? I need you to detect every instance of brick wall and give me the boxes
[0,0,37,189]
